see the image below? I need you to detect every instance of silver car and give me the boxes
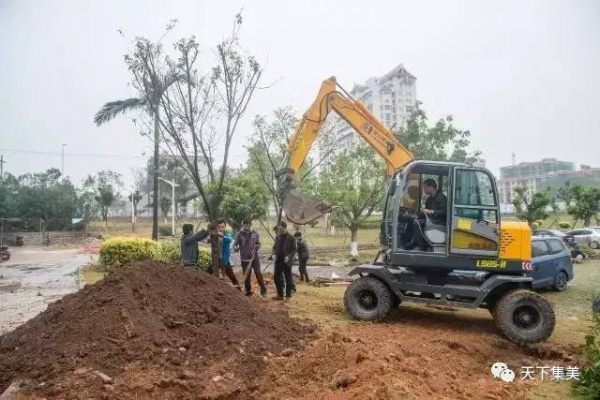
[566,228,600,249]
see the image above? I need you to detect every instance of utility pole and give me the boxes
[159,177,179,237]
[61,143,67,175]
[0,155,5,180]
[511,152,516,166]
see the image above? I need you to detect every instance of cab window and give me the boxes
[453,169,498,223]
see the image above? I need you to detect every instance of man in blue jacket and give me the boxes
[221,229,241,290]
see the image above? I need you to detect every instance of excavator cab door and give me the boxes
[449,167,500,258]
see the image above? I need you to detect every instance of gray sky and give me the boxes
[1,0,598,190]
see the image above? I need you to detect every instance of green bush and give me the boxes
[159,225,173,236]
[197,248,212,272]
[156,240,181,262]
[535,220,545,227]
[559,221,572,229]
[99,237,159,270]
[573,300,600,399]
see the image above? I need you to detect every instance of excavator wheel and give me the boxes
[344,277,392,322]
[493,289,555,345]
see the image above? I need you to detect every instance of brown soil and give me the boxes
[0,261,316,399]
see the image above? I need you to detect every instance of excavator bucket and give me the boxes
[282,188,335,225]
[277,168,335,225]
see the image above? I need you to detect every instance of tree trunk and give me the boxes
[152,110,160,241]
[350,227,359,257]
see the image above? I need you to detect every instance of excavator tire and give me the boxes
[344,277,392,322]
[493,289,555,345]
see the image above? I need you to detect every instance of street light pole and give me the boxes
[159,177,179,236]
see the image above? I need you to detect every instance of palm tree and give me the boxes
[94,71,184,240]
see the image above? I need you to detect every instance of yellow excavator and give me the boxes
[277,77,555,345]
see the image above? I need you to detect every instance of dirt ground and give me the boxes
[1,252,598,399]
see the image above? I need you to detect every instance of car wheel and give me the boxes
[591,240,600,249]
[344,276,392,322]
[553,271,568,292]
[493,289,555,345]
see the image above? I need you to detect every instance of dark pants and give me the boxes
[223,263,239,286]
[299,260,309,281]
[241,258,267,295]
[274,258,293,297]
[406,218,427,250]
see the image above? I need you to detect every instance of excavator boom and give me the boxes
[279,77,415,225]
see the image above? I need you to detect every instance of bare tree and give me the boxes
[157,12,262,221]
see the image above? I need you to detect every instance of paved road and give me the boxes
[0,247,87,335]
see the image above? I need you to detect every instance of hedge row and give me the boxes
[99,237,211,271]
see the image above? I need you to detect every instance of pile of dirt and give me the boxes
[0,261,316,399]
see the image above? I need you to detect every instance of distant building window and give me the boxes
[384,105,391,110]
[406,106,414,113]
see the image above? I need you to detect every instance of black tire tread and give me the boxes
[553,271,568,292]
[494,289,555,345]
[344,277,392,322]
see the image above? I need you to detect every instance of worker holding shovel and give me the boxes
[234,220,268,299]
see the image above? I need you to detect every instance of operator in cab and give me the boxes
[404,179,447,251]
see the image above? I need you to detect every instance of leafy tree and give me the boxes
[396,102,480,163]
[317,144,386,256]
[76,186,99,226]
[13,169,77,231]
[0,173,19,218]
[84,171,123,227]
[127,191,143,220]
[568,186,600,227]
[220,173,269,231]
[512,187,552,226]
[557,180,573,208]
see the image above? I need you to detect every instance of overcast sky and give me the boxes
[1,0,598,190]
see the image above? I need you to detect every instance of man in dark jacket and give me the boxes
[405,179,447,251]
[234,220,267,298]
[180,223,209,268]
[271,221,297,300]
[294,232,310,282]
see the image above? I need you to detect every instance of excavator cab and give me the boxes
[380,160,531,273]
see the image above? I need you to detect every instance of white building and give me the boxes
[327,64,417,158]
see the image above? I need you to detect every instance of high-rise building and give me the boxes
[497,158,575,204]
[325,64,417,158]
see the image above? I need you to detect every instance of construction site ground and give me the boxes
[0,247,598,399]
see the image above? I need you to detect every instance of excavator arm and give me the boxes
[278,77,415,225]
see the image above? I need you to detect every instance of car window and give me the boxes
[546,239,566,254]
[570,230,582,235]
[532,240,550,257]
